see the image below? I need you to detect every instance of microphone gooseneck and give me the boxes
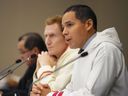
[53,51,88,73]
[0,59,22,76]
[33,51,88,84]
[0,54,37,80]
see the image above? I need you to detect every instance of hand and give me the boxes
[40,84,51,96]
[37,51,57,67]
[30,83,51,96]
[30,84,42,96]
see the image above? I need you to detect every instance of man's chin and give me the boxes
[69,44,77,49]
[48,51,54,55]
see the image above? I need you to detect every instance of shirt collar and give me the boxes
[82,33,96,49]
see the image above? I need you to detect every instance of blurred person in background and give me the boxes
[0,32,47,96]
[30,15,78,96]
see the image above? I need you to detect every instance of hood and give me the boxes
[86,27,123,51]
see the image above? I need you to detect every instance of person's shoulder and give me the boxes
[98,42,123,57]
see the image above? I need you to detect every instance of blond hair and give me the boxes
[44,15,63,31]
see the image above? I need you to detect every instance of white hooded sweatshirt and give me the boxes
[62,27,128,96]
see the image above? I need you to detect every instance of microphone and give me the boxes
[0,54,37,80]
[15,59,22,63]
[33,51,88,84]
[54,51,88,72]
[0,59,22,76]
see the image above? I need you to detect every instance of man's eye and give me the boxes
[67,24,73,27]
[67,23,73,27]
[50,34,54,37]
[44,34,47,38]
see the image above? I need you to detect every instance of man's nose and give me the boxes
[45,37,51,46]
[63,27,68,36]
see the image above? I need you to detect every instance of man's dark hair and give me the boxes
[18,32,47,52]
[64,4,97,30]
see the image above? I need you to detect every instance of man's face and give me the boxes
[44,23,68,58]
[17,40,35,65]
[62,11,89,48]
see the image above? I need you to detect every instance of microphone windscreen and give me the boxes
[15,59,22,63]
[80,52,88,57]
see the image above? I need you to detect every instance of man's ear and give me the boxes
[32,47,40,55]
[85,19,93,31]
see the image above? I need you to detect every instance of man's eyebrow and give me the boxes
[62,21,72,25]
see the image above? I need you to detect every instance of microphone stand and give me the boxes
[54,51,88,72]
[0,59,27,80]
[0,59,21,76]
[33,51,88,84]
[0,54,36,80]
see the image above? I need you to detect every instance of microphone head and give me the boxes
[15,59,22,63]
[80,52,88,57]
